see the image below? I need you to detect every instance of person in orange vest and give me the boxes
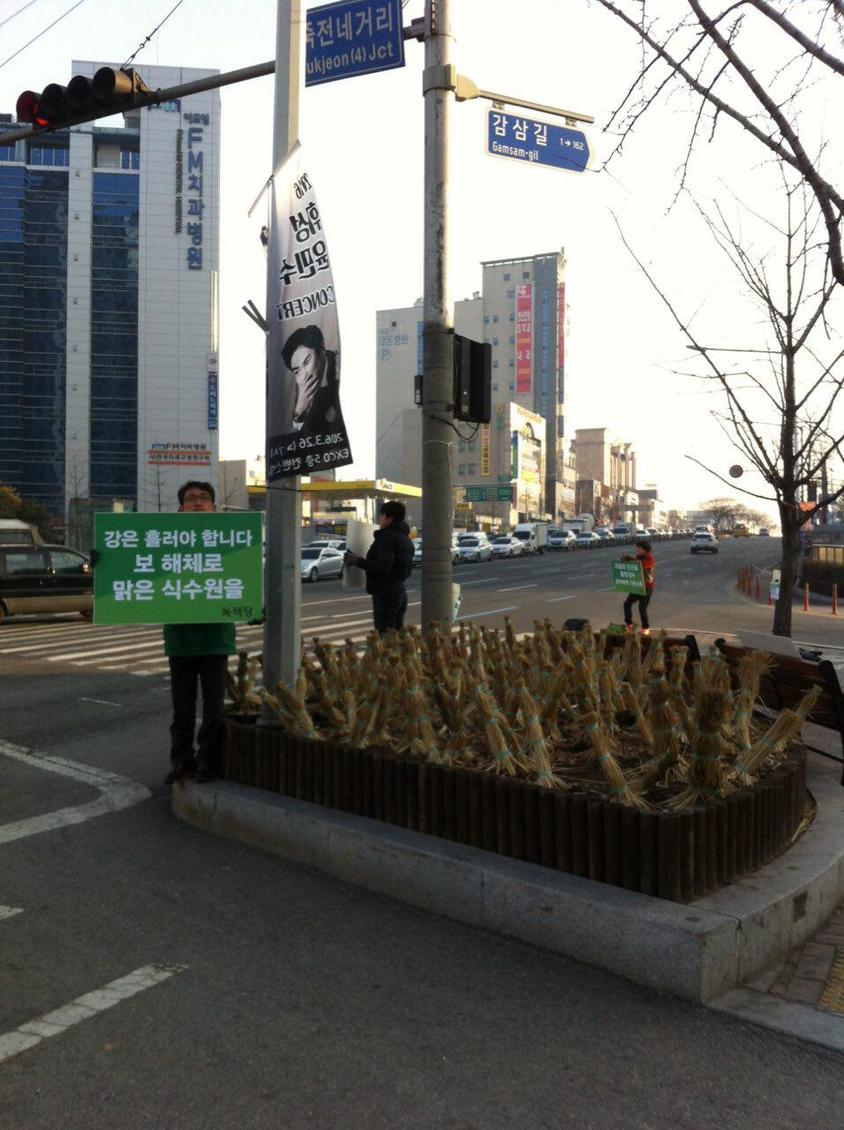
[622,539,655,636]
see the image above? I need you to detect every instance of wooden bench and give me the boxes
[714,639,844,785]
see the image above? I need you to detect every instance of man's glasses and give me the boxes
[183,493,213,503]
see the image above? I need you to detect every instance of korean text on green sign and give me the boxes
[611,560,646,596]
[94,513,263,625]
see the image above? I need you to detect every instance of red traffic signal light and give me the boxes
[15,68,153,132]
[15,90,46,127]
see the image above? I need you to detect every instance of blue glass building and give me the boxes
[0,61,220,530]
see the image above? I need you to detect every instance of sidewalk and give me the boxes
[712,747,844,1051]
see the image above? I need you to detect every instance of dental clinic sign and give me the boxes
[306,0,405,85]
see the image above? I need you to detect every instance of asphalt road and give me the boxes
[1,536,841,681]
[1,535,843,1128]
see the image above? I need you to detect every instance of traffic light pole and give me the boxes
[262,0,302,710]
[420,0,456,631]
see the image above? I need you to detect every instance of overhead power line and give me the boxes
[0,0,42,31]
[122,0,187,69]
[0,0,88,71]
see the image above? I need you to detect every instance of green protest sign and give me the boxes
[612,560,646,596]
[93,513,263,625]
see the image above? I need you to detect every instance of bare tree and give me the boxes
[593,0,844,285]
[616,171,844,636]
[701,496,743,529]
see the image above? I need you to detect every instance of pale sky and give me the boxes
[2,0,841,524]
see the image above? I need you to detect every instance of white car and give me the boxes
[300,545,345,581]
[490,535,524,558]
[548,529,576,551]
[593,528,615,542]
[574,531,601,547]
[456,534,493,562]
[413,538,460,566]
[690,532,719,554]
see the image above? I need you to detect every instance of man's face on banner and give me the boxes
[291,343,326,420]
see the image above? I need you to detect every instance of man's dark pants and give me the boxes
[168,655,228,769]
[371,589,408,634]
[623,591,652,629]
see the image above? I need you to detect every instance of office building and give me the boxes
[375,249,568,521]
[0,61,220,531]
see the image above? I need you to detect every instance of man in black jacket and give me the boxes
[344,501,414,634]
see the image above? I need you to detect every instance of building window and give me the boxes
[467,463,477,476]
[493,337,499,346]
[509,382,515,390]
[391,320,397,327]
[509,359,514,367]
[492,383,498,391]
[493,314,499,323]
[523,271,530,279]
[28,145,69,167]
[493,360,499,369]
[458,464,466,476]
[506,289,515,298]
[458,440,466,452]
[0,144,17,161]
[509,312,515,321]
[120,150,140,170]
[483,315,490,323]
[503,272,511,281]
[509,335,515,344]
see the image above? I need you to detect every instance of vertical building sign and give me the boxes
[183,111,208,270]
[267,143,352,481]
[480,424,491,476]
[515,284,532,394]
[557,283,565,371]
[207,351,219,431]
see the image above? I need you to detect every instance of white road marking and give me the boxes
[300,594,370,608]
[0,906,23,921]
[79,698,122,708]
[456,606,518,622]
[0,741,150,844]
[0,964,186,1065]
[50,641,166,663]
[546,595,576,603]
[497,583,538,592]
[458,577,501,586]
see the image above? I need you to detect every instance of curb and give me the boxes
[172,770,844,1006]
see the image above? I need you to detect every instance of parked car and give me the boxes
[593,528,615,541]
[611,524,633,543]
[0,544,92,622]
[733,523,750,537]
[300,545,344,581]
[490,535,524,558]
[413,538,460,566]
[305,538,345,550]
[574,531,601,548]
[548,528,576,551]
[690,532,719,554]
[456,534,492,562]
[758,528,770,536]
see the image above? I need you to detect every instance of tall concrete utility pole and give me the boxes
[263,0,302,702]
[420,0,456,630]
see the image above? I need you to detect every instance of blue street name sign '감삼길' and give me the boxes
[306,0,405,86]
[487,110,590,173]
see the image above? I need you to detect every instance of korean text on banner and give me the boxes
[515,284,532,394]
[612,560,646,596]
[93,514,263,625]
[267,144,353,482]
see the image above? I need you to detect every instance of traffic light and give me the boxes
[15,68,152,131]
[453,334,491,424]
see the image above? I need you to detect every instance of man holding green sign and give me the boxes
[93,481,263,785]
[612,539,656,636]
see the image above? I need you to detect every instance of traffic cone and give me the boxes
[803,583,810,612]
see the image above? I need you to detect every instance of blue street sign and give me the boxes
[487,110,590,173]
[306,0,405,86]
